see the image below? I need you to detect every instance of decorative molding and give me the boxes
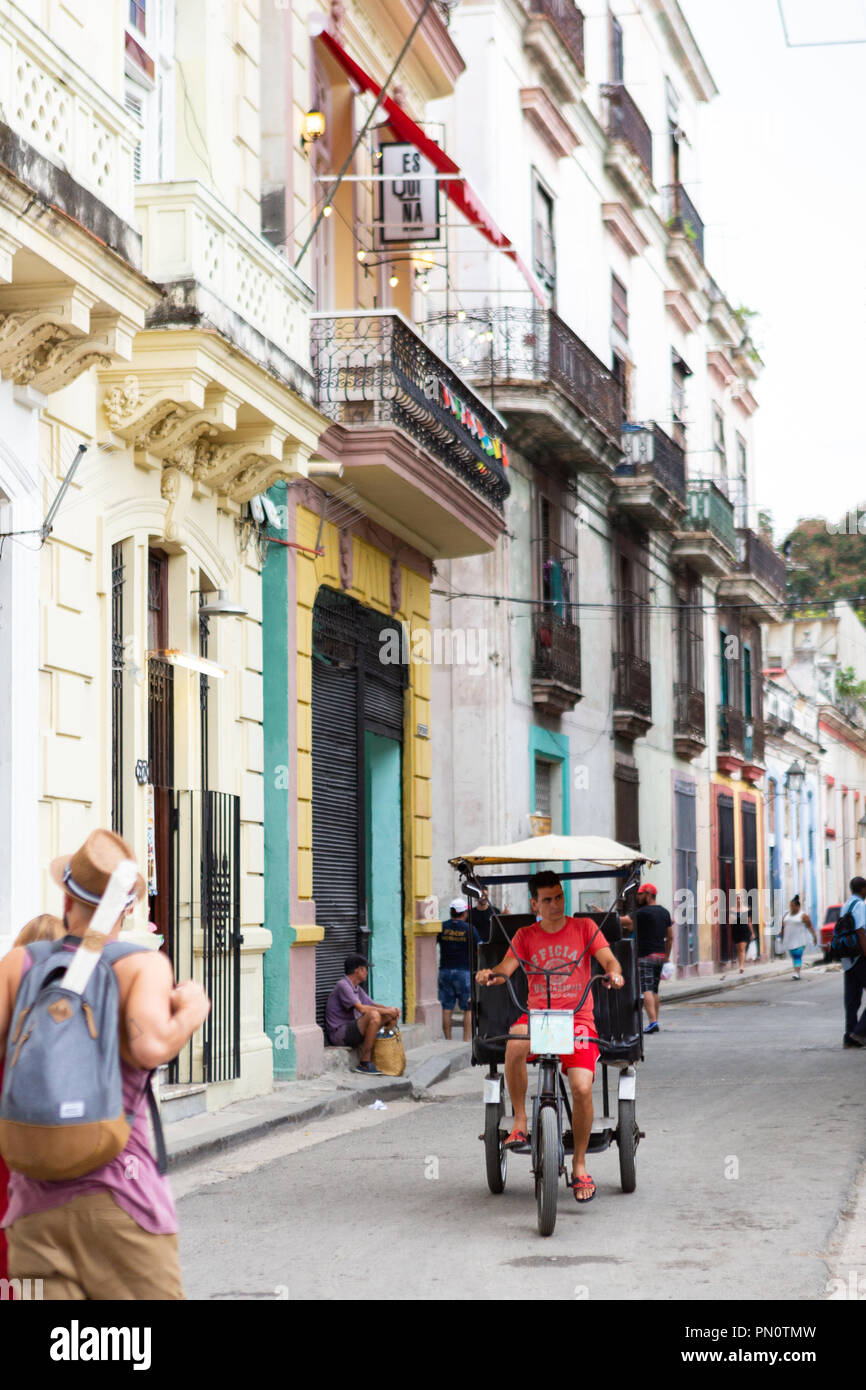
[601,200,648,257]
[732,385,759,418]
[160,466,193,543]
[520,87,580,159]
[707,349,737,389]
[389,554,402,614]
[0,289,134,394]
[665,289,700,335]
[339,527,353,590]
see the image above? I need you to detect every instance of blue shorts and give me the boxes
[438,968,472,1011]
[789,947,805,967]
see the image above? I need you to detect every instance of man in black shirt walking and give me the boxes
[438,896,486,1040]
[622,883,673,1034]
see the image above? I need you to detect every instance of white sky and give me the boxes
[678,0,866,542]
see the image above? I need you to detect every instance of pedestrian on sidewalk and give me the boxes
[324,954,400,1075]
[0,829,210,1300]
[621,883,672,1034]
[837,878,866,1048]
[437,897,484,1041]
[778,895,817,980]
[0,915,64,1294]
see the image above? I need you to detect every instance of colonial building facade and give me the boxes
[425,0,786,972]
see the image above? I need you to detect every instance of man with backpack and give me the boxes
[0,829,210,1299]
[831,876,866,1049]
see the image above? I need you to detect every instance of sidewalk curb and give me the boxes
[165,1047,474,1171]
[665,958,828,1006]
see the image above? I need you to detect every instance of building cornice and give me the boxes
[648,0,719,102]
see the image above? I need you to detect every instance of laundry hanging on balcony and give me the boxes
[317,29,546,306]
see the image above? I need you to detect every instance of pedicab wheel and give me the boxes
[536,1106,559,1237]
[484,1103,507,1194]
[617,1098,638,1193]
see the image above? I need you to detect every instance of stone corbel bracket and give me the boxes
[0,285,136,394]
[193,433,311,504]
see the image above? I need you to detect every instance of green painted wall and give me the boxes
[364,731,404,1011]
[528,725,572,914]
[262,482,295,1078]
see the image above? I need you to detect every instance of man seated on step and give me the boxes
[324,954,400,1076]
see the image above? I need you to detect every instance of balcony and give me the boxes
[0,0,137,230]
[0,2,152,394]
[663,185,705,263]
[717,704,745,773]
[602,84,654,204]
[532,610,582,715]
[672,480,739,576]
[717,527,787,622]
[613,652,652,741]
[311,310,510,557]
[424,306,623,471]
[662,184,705,290]
[614,423,686,530]
[742,716,766,782]
[136,181,314,393]
[524,0,585,104]
[674,683,706,760]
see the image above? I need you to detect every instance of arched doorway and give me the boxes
[311,586,407,1028]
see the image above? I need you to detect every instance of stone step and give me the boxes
[158,1081,208,1123]
[321,1021,434,1072]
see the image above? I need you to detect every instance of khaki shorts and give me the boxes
[6,1190,185,1300]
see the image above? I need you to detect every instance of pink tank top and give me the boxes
[2,946,177,1236]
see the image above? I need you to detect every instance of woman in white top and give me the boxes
[779,896,817,979]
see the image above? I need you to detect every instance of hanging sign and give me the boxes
[145,784,157,897]
[378,143,440,245]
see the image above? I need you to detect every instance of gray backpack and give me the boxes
[0,936,167,1181]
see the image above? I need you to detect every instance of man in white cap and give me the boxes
[437,897,485,1040]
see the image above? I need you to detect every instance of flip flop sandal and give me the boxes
[573,1174,596,1202]
[503,1128,529,1149]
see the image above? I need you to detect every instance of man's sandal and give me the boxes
[573,1174,596,1202]
[503,1128,529,1149]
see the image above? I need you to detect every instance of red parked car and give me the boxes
[821,905,842,960]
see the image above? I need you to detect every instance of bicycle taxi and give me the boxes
[449,834,656,1236]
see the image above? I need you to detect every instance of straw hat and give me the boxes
[49,829,146,908]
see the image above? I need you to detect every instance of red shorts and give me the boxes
[511,1014,600,1075]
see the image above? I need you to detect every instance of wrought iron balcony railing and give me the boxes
[614,652,652,717]
[674,683,706,743]
[310,311,510,512]
[618,423,686,502]
[528,0,585,74]
[663,184,705,262]
[743,716,766,765]
[718,704,745,758]
[532,609,581,688]
[683,480,738,554]
[602,84,653,182]
[735,528,787,601]
[424,307,623,448]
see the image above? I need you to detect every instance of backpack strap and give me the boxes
[101,941,151,963]
[146,1073,168,1176]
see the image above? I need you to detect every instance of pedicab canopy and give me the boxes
[450,835,657,869]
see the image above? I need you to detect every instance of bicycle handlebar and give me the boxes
[487,968,616,1018]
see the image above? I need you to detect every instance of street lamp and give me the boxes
[786,760,805,794]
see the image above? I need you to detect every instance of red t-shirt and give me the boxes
[509,916,609,1027]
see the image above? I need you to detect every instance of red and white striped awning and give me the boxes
[317,29,546,305]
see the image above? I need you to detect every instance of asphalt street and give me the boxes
[176,966,866,1300]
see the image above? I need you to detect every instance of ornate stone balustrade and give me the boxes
[0,0,137,223]
[135,182,314,391]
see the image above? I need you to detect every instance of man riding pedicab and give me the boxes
[475,870,625,1203]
